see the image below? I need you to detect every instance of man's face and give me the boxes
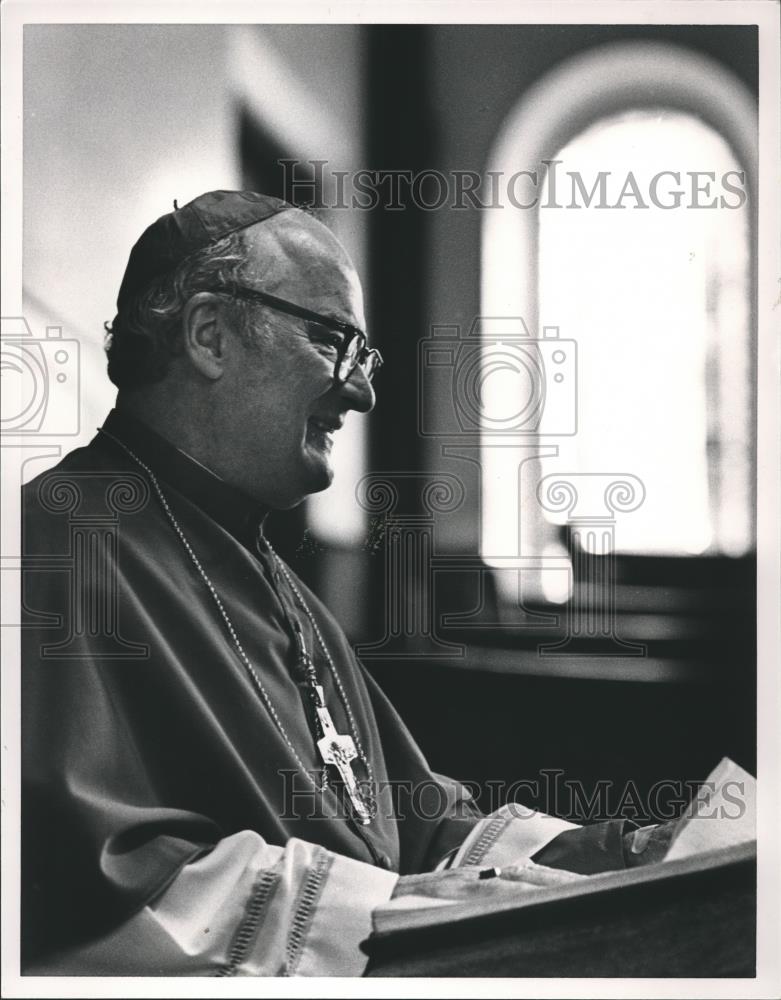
[213,215,375,508]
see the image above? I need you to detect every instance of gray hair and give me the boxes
[105,231,268,389]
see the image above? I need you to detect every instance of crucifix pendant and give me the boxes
[313,686,372,825]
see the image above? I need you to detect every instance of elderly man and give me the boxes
[21,191,663,976]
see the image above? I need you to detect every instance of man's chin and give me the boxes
[245,461,333,511]
[303,444,335,485]
[269,478,330,511]
[285,457,334,507]
[308,462,334,494]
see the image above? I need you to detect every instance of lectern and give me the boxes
[363,842,755,977]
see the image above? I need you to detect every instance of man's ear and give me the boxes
[181,293,229,380]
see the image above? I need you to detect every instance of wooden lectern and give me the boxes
[363,842,756,977]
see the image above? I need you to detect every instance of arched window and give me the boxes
[480,42,756,604]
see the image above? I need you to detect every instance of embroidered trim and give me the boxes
[461,814,512,867]
[284,849,333,976]
[215,868,281,977]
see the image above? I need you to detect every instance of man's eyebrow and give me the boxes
[321,315,363,333]
[219,284,365,336]
[306,319,347,336]
[308,311,366,337]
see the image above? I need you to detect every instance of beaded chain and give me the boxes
[99,428,374,812]
[260,535,374,790]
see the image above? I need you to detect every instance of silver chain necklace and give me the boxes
[100,428,374,824]
[259,534,373,774]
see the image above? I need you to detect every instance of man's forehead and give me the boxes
[241,213,363,314]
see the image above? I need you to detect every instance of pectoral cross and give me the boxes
[313,685,372,825]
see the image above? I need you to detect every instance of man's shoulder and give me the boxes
[22,435,144,520]
[24,439,102,483]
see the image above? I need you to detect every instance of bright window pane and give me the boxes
[538,110,751,556]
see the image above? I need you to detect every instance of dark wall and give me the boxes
[370,662,756,822]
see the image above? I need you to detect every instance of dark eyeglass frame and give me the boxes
[210,283,383,385]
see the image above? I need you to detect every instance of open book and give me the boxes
[374,757,756,926]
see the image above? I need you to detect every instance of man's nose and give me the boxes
[339,364,376,413]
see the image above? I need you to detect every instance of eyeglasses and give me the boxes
[211,283,383,386]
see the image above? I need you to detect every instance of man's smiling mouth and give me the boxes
[307,417,342,450]
[308,417,343,434]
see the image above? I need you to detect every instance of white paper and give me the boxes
[665,757,756,862]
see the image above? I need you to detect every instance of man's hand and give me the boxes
[391,862,586,903]
[623,820,677,867]
[391,867,517,901]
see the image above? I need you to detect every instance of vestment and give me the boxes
[21,410,616,976]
